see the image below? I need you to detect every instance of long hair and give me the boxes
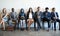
[2,8,6,13]
[27,7,34,19]
[27,7,33,14]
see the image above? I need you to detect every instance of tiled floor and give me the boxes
[0,30,60,36]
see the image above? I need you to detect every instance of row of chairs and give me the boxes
[0,20,59,31]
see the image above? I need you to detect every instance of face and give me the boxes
[52,8,55,12]
[37,7,40,11]
[21,9,24,12]
[45,9,49,11]
[30,8,32,12]
[12,8,14,12]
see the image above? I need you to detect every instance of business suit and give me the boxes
[42,11,51,30]
[34,11,42,30]
[51,12,60,30]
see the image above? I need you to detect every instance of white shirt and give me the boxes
[54,12,57,19]
[29,12,32,18]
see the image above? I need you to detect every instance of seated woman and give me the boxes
[27,8,35,30]
[18,8,27,31]
[0,13,10,30]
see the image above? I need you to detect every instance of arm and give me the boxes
[56,12,59,19]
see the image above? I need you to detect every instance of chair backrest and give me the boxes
[0,12,2,23]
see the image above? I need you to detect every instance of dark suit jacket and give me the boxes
[42,11,51,20]
[27,12,35,20]
[34,11,43,22]
[51,12,59,20]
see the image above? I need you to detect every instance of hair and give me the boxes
[37,7,40,9]
[20,8,24,13]
[52,7,55,10]
[27,7,33,13]
[45,7,49,10]
[11,8,14,12]
[2,8,6,13]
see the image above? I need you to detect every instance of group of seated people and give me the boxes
[0,7,60,31]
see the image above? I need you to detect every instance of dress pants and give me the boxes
[34,18,41,30]
[42,18,50,30]
[53,19,60,30]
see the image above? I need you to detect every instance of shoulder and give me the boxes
[56,12,58,14]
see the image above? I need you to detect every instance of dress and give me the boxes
[2,16,8,22]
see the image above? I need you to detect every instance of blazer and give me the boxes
[42,11,51,20]
[34,11,43,21]
[51,12,59,20]
[27,12,35,20]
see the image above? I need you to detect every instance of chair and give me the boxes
[6,20,16,31]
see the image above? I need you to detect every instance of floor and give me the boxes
[0,29,60,36]
[0,22,60,36]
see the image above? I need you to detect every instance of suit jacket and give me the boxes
[34,11,43,21]
[42,11,51,20]
[51,12,59,20]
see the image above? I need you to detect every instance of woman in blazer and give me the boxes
[27,7,35,30]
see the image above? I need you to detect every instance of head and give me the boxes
[45,7,49,12]
[52,7,55,12]
[20,8,24,13]
[2,8,6,13]
[37,7,40,12]
[28,7,33,13]
[11,8,14,12]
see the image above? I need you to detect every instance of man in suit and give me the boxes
[42,7,51,31]
[34,7,42,31]
[51,8,60,31]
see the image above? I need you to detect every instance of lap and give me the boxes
[42,18,50,22]
[27,18,34,25]
[27,19,34,22]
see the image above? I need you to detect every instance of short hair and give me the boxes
[11,8,14,10]
[52,7,55,10]
[45,7,49,10]
[37,7,40,9]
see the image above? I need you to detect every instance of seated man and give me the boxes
[51,8,60,31]
[34,7,42,31]
[18,8,27,31]
[42,7,51,31]
[10,8,18,30]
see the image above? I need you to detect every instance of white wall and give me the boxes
[0,0,60,28]
[0,0,60,18]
